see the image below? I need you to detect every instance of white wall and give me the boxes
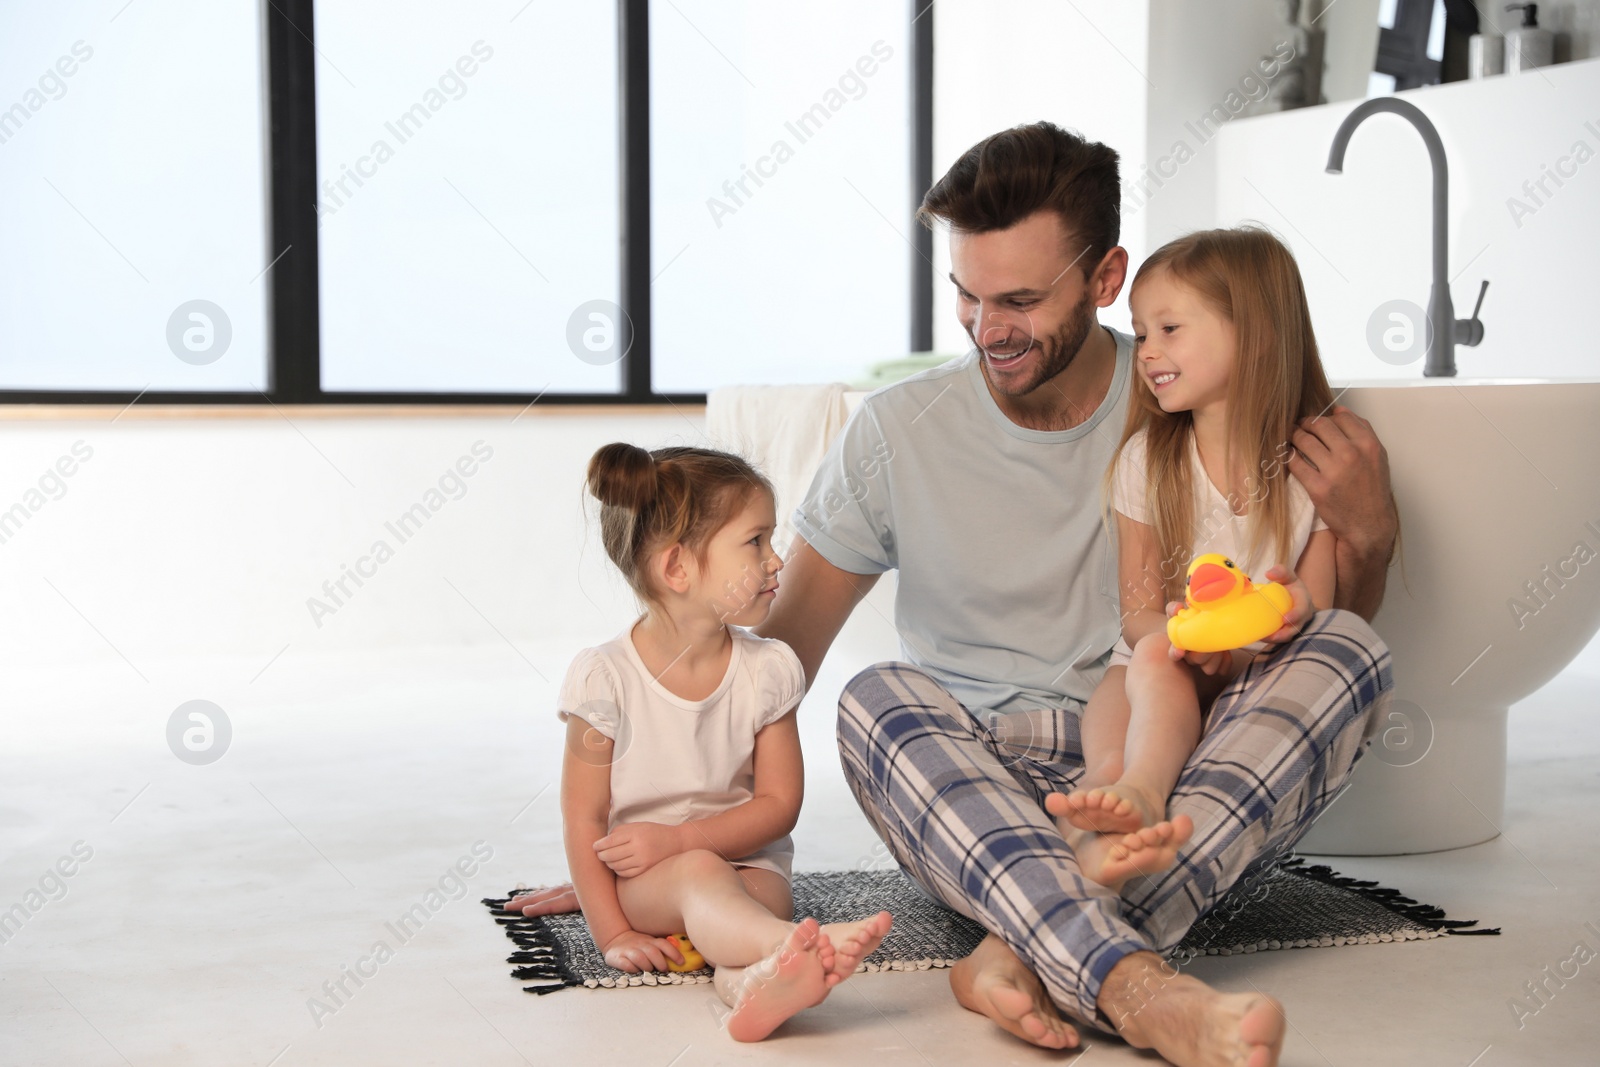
[931,0,1150,347]
[1212,55,1600,382]
[1142,0,1296,248]
[0,411,704,669]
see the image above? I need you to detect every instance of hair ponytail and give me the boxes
[586,442,658,513]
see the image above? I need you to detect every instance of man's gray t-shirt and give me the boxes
[792,326,1133,717]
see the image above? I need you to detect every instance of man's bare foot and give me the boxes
[724,917,834,1042]
[819,911,892,981]
[1098,951,1286,1067]
[1064,814,1194,889]
[1047,782,1164,834]
[950,933,1080,1050]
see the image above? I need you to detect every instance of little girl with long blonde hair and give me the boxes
[1047,226,1348,887]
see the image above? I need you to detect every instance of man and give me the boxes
[520,122,1398,1066]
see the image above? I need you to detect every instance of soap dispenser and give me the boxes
[1504,3,1553,73]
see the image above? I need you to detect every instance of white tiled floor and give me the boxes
[3,612,1598,1066]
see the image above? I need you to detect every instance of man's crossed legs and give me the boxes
[836,609,1393,1066]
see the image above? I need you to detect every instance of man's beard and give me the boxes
[978,287,1096,398]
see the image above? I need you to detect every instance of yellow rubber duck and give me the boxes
[1166,553,1293,653]
[665,933,705,972]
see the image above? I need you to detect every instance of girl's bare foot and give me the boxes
[819,911,892,980]
[1064,814,1194,889]
[1047,782,1164,834]
[949,933,1079,1050]
[1099,951,1287,1067]
[724,917,833,1042]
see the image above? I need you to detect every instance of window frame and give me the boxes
[0,0,933,407]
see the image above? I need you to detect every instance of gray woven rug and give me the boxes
[481,856,1496,994]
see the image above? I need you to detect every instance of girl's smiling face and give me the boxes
[698,490,783,627]
[1129,266,1237,419]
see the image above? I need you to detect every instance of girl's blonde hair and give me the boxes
[586,443,774,611]
[1105,225,1334,602]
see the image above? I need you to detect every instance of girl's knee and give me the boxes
[1128,633,1187,683]
[673,848,737,879]
[1129,631,1174,664]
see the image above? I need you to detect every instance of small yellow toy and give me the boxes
[1166,553,1293,653]
[665,933,705,972]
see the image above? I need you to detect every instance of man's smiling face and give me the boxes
[948,209,1103,399]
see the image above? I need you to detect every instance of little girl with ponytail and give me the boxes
[511,442,890,1041]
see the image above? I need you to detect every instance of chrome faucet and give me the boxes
[1326,97,1488,377]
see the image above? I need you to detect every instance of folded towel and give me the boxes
[705,382,851,558]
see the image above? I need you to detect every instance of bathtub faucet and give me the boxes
[1325,97,1488,378]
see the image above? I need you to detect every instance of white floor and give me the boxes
[4,605,1599,1066]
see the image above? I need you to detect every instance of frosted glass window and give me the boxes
[650,1,911,392]
[0,3,269,391]
[315,1,620,394]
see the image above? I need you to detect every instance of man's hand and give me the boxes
[594,822,683,879]
[1285,405,1397,620]
[1285,405,1394,550]
[507,884,580,916]
[602,929,686,974]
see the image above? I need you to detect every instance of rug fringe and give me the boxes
[481,894,585,993]
[1277,856,1500,936]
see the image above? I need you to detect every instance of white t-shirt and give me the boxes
[1108,428,1327,665]
[556,620,805,880]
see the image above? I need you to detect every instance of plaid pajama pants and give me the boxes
[836,608,1394,1034]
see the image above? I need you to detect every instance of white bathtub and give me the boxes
[1298,378,1600,854]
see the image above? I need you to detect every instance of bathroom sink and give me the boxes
[1298,378,1600,855]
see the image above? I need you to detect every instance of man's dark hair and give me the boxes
[916,121,1121,280]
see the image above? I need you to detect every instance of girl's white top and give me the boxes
[1108,428,1327,665]
[557,620,805,880]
